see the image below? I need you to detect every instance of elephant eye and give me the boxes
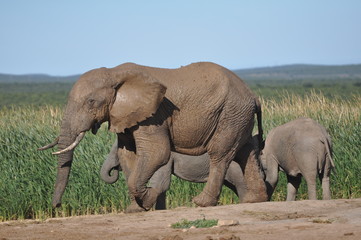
[87,99,96,106]
[87,98,105,108]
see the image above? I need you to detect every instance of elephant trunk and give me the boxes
[52,131,76,208]
[100,140,120,184]
[100,161,119,184]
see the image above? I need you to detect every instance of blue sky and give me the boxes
[1,0,360,76]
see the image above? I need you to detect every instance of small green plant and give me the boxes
[171,217,218,229]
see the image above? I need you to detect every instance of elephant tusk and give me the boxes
[52,132,86,155]
[38,137,59,151]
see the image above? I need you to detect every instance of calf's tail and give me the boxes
[255,98,264,149]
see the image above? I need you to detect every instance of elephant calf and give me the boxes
[101,135,267,212]
[260,118,334,201]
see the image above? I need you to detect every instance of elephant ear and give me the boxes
[109,73,167,133]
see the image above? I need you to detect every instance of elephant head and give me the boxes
[39,63,166,207]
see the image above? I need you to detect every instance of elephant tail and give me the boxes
[255,98,264,150]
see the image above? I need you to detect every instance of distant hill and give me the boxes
[1,64,361,83]
[234,64,361,81]
[0,73,80,83]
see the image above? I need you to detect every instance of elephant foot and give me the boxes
[124,201,146,213]
[192,191,218,207]
[240,193,268,203]
[240,187,268,203]
[135,187,160,211]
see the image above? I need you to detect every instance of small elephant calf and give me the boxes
[260,118,334,201]
[101,135,268,212]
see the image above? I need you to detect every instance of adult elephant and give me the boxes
[39,62,263,210]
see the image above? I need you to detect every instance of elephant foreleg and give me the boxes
[125,195,147,213]
[128,125,171,210]
[125,161,172,212]
[113,147,145,213]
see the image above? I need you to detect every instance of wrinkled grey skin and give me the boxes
[101,135,268,212]
[39,62,263,209]
[260,118,334,201]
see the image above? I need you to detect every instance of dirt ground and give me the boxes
[1,198,360,240]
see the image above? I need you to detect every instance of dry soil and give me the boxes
[1,198,360,240]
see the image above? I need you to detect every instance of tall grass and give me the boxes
[0,92,360,221]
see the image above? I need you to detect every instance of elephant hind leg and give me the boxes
[304,173,318,200]
[319,159,332,200]
[296,153,318,200]
[193,127,243,207]
[320,174,331,200]
[264,155,279,201]
[193,102,255,207]
[286,175,301,201]
[192,150,237,207]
